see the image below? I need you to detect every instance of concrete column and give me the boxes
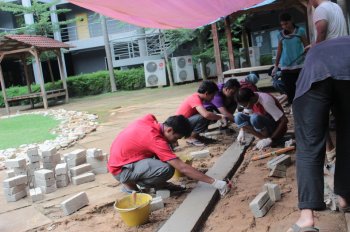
[22,0,34,25]
[224,17,235,70]
[0,64,10,114]
[56,50,69,103]
[137,28,147,57]
[32,51,48,109]
[50,5,68,78]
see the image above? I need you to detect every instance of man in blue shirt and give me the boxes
[288,37,350,232]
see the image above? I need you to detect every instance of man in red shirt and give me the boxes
[176,80,226,146]
[108,114,230,195]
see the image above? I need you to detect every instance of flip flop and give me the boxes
[186,139,205,147]
[287,224,319,232]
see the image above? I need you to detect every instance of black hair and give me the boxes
[236,88,255,104]
[164,115,192,138]
[197,80,219,94]
[279,13,292,22]
[224,78,240,89]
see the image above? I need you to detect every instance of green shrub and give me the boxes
[260,54,273,65]
[0,68,145,107]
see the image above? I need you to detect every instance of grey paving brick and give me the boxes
[92,166,108,174]
[28,155,40,163]
[55,163,68,175]
[263,183,281,202]
[72,173,95,185]
[66,156,86,169]
[267,154,291,169]
[61,192,89,215]
[30,187,44,202]
[251,198,274,218]
[190,150,210,159]
[269,165,287,178]
[13,167,27,175]
[34,169,54,180]
[36,178,56,187]
[40,184,57,194]
[3,175,28,188]
[86,148,103,158]
[41,147,57,157]
[150,196,164,211]
[5,189,27,202]
[65,149,86,160]
[5,158,26,168]
[70,163,92,177]
[27,147,39,157]
[3,184,27,195]
[249,191,270,212]
[6,170,15,178]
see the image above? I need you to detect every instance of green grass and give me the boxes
[0,114,60,150]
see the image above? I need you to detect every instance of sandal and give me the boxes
[287,224,319,232]
[186,139,205,147]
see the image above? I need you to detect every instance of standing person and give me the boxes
[308,0,348,163]
[108,114,231,195]
[204,78,240,123]
[272,13,308,105]
[310,0,348,44]
[176,80,226,146]
[234,88,288,150]
[287,37,350,232]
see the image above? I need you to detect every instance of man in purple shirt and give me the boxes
[288,36,350,232]
[204,78,240,122]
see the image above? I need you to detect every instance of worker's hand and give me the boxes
[237,128,245,144]
[211,179,232,196]
[255,138,272,150]
[271,65,278,77]
[216,114,227,127]
[304,44,311,53]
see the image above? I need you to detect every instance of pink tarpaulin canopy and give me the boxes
[68,0,264,29]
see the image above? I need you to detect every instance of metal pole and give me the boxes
[160,31,174,86]
[100,14,117,92]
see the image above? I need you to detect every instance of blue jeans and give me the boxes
[234,112,277,136]
[188,114,210,134]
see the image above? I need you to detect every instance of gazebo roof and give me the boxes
[0,35,73,53]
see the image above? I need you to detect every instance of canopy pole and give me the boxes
[31,49,48,109]
[224,17,235,70]
[21,56,34,108]
[56,50,69,103]
[0,64,10,114]
[211,22,223,83]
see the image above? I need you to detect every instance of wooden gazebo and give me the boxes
[0,35,73,114]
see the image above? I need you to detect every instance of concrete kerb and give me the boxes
[158,136,254,232]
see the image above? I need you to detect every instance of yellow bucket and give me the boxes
[173,155,193,180]
[114,193,152,227]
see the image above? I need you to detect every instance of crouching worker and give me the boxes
[235,88,288,150]
[108,114,231,196]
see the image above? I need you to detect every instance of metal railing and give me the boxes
[60,18,139,42]
[110,32,172,61]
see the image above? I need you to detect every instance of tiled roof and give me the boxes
[0,35,73,53]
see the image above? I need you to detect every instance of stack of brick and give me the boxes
[27,147,41,187]
[34,169,56,194]
[55,163,70,188]
[64,149,87,170]
[29,187,44,202]
[5,158,27,176]
[3,175,28,202]
[41,147,61,171]
[249,183,281,218]
[267,154,291,178]
[86,148,108,174]
[70,163,95,185]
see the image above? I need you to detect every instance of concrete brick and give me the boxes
[61,192,89,215]
[30,187,44,202]
[13,167,27,175]
[203,130,221,137]
[156,190,171,199]
[86,148,103,158]
[65,149,86,160]
[251,198,273,218]
[190,150,210,159]
[36,178,56,187]
[55,163,68,175]
[72,173,95,185]
[42,163,55,170]
[28,154,40,163]
[269,165,286,178]
[92,166,108,174]
[150,196,164,211]
[6,170,15,178]
[263,183,281,202]
[3,184,27,195]
[267,154,291,169]
[70,163,92,177]
[57,178,70,188]
[28,162,40,170]
[3,175,28,188]
[27,147,39,157]
[5,158,26,168]
[41,147,57,157]
[34,169,54,180]
[56,174,69,181]
[40,184,57,194]
[5,190,27,202]
[249,191,270,212]
[66,156,86,168]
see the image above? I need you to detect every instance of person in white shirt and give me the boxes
[310,0,348,43]
[234,88,288,150]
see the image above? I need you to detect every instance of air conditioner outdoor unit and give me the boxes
[171,56,195,83]
[144,59,167,87]
[239,46,261,68]
[196,62,217,79]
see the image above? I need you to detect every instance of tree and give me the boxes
[0,0,75,83]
